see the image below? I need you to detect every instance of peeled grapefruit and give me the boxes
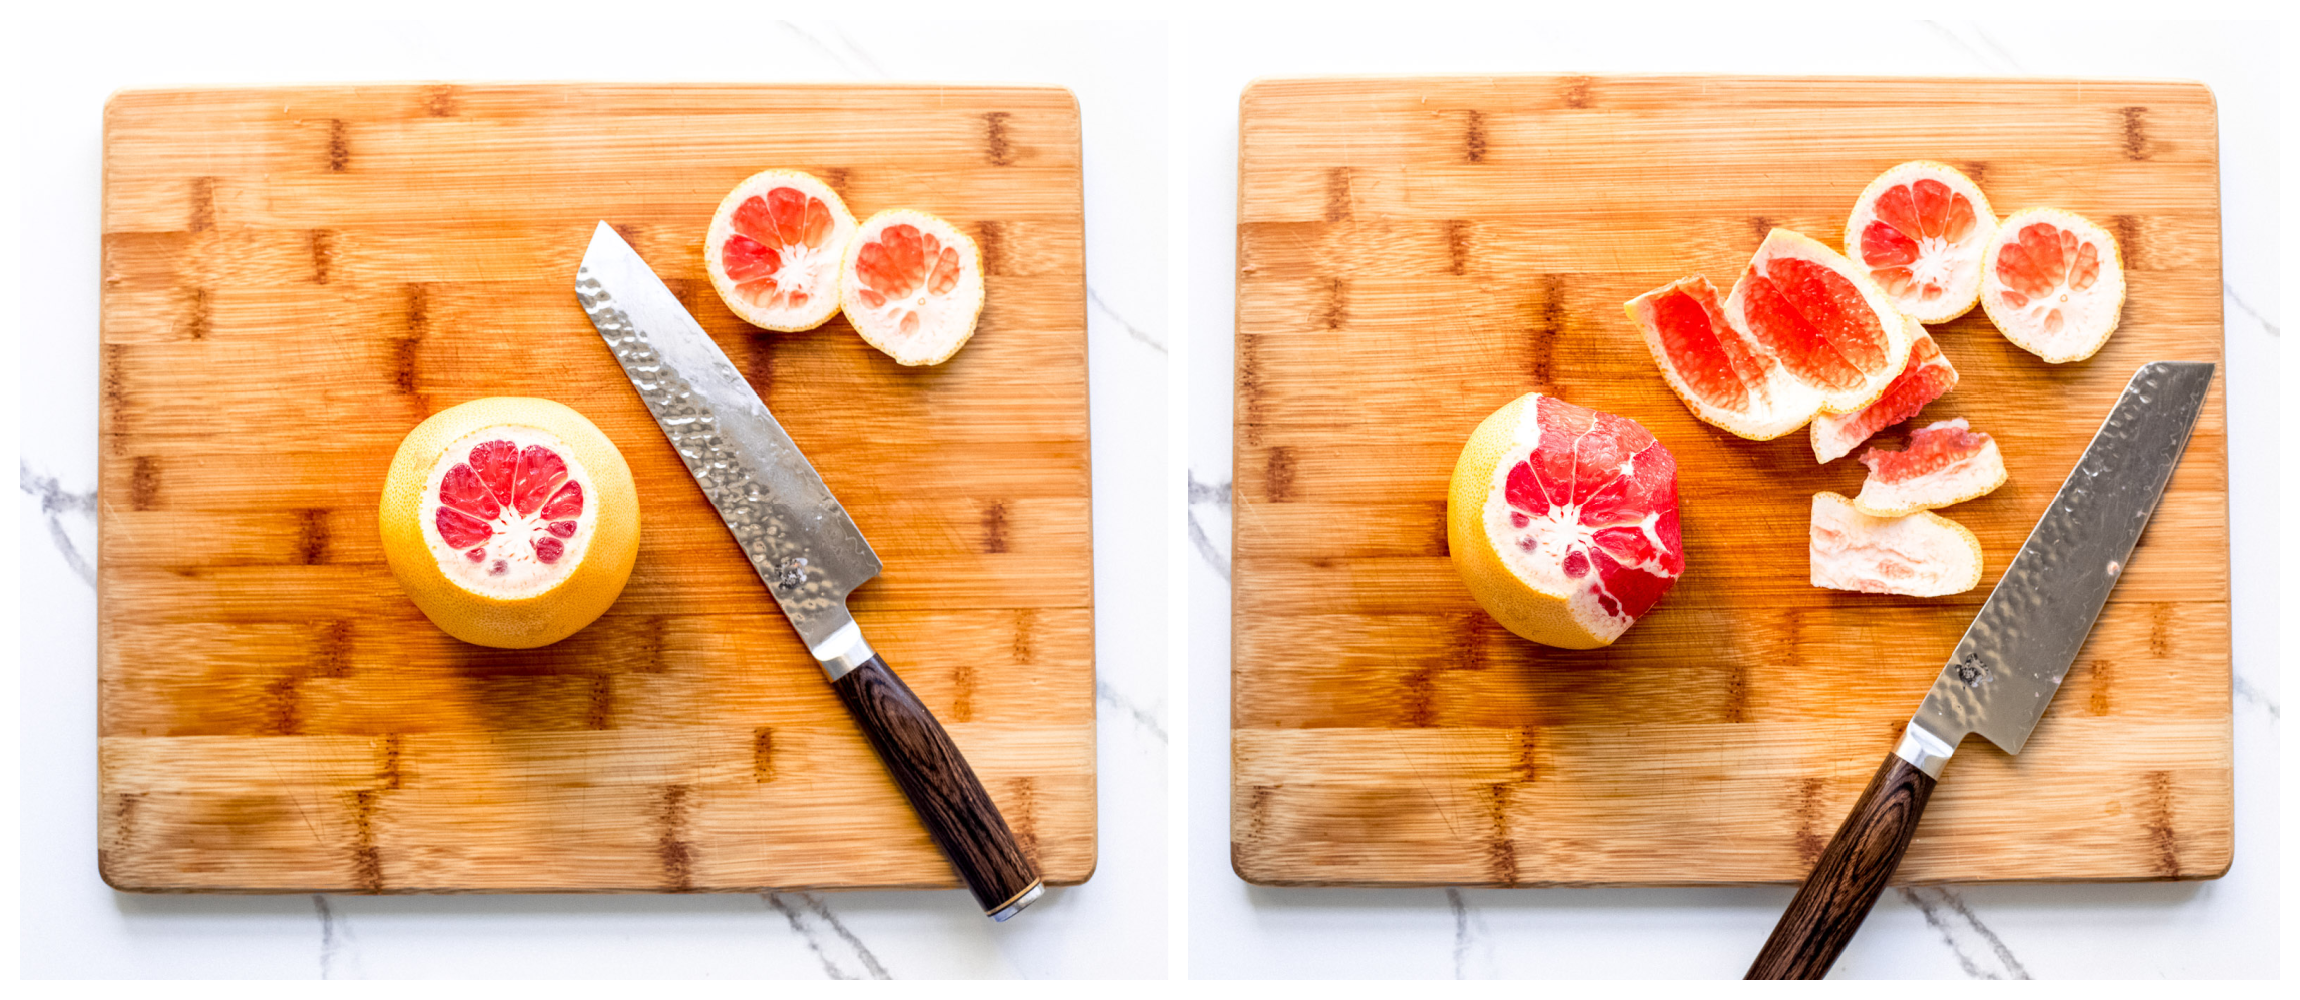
[1843,161,1997,324]
[1851,418,2007,517]
[1809,491,1981,597]
[1447,392,1685,649]
[1980,208,2125,364]
[1808,327,1958,463]
[380,398,641,649]
[839,209,985,366]
[704,169,859,332]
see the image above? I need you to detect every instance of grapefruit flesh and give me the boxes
[1809,491,1982,597]
[1852,417,2007,517]
[1980,208,2125,363]
[1448,392,1684,649]
[381,398,641,649]
[1844,161,1997,323]
[705,169,858,332]
[1722,229,1910,413]
[840,209,985,366]
[1809,325,1959,463]
[1626,276,1815,440]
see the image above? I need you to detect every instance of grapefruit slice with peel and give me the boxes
[1852,418,2007,517]
[1844,161,1997,324]
[705,169,859,332]
[1980,208,2125,363]
[1809,325,1958,463]
[840,209,986,366]
[380,397,641,649]
[1447,392,1685,649]
[1626,276,1819,440]
[1722,229,1912,416]
[1810,491,1981,597]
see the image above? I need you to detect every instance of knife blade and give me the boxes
[1747,360,2215,979]
[574,222,1043,920]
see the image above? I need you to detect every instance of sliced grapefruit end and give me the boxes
[1843,161,1998,325]
[704,169,859,333]
[1850,418,2007,517]
[839,209,986,366]
[1980,208,2126,364]
[1810,491,1982,598]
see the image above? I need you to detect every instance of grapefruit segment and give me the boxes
[380,398,641,649]
[1626,276,1818,440]
[1844,161,1998,323]
[1809,491,1982,597]
[1809,323,1959,463]
[1980,208,2125,363]
[1448,392,1685,649]
[1851,418,2007,517]
[704,169,858,332]
[1722,229,1911,415]
[840,209,986,366]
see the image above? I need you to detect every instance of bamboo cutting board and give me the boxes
[98,84,1093,892]
[1231,76,2228,886]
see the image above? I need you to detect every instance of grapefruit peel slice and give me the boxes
[1447,392,1685,649]
[1851,418,2007,517]
[839,208,986,366]
[1809,325,1959,463]
[704,169,859,332]
[1980,208,2126,364]
[1627,229,1912,440]
[1809,491,1982,598]
[1843,161,1998,324]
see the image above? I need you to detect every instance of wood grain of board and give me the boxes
[1231,76,2228,887]
[97,83,1093,893]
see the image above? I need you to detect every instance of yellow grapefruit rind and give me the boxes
[703,168,859,334]
[1623,278,1818,442]
[380,397,642,649]
[1979,207,2126,364]
[1842,160,1999,325]
[838,208,987,367]
[1809,491,1983,598]
[1446,392,1611,650]
[1724,229,1914,417]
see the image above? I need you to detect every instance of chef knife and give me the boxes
[1747,360,2215,979]
[573,222,1043,920]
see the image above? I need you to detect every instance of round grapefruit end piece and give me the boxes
[380,397,641,649]
[1809,323,1959,463]
[1810,491,1982,598]
[1447,393,1685,649]
[1625,276,1816,441]
[704,169,859,332]
[1723,229,1913,416]
[1843,161,1998,324]
[839,209,985,366]
[1851,418,2007,517]
[1980,208,2125,364]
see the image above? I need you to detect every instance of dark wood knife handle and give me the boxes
[1746,751,1938,979]
[830,654,1042,918]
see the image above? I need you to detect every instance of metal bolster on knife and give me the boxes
[1893,722,1957,779]
[810,620,874,681]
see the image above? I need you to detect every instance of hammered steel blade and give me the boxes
[1908,361,2214,758]
[574,222,881,650]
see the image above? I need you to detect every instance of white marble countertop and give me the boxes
[1183,20,2280,978]
[14,19,1168,979]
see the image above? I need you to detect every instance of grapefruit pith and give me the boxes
[1447,393,1685,649]
[1809,327,1958,464]
[704,169,859,332]
[839,209,985,366]
[1809,491,1981,598]
[1980,208,2125,363]
[380,397,640,649]
[1844,161,1997,324]
[1852,418,2007,517]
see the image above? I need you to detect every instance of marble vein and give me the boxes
[1098,679,1168,744]
[21,462,96,587]
[765,892,890,980]
[2233,673,2279,722]
[2224,281,2278,337]
[313,895,364,979]
[1186,472,1231,582]
[1924,21,2025,73]
[1897,886,2029,980]
[1089,286,1167,355]
[1446,889,1470,979]
[774,21,885,80]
